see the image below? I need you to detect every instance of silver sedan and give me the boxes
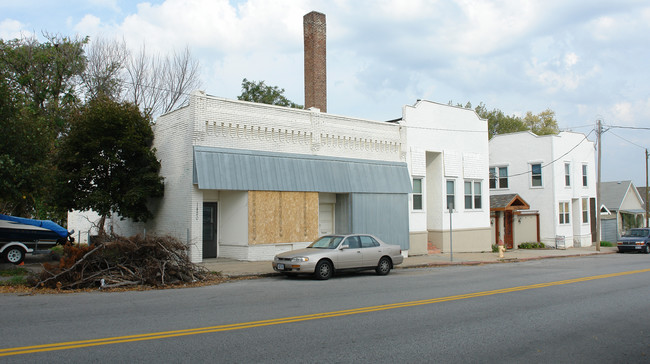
[272,234,404,280]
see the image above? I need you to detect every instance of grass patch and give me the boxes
[0,275,27,286]
[0,267,28,277]
[599,241,615,247]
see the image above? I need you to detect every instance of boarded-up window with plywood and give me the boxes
[248,191,319,245]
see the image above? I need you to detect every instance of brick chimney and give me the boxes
[303,11,326,112]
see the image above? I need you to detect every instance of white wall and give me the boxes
[191,92,404,163]
[218,190,249,246]
[403,101,491,252]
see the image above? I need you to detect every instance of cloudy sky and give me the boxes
[2,0,650,187]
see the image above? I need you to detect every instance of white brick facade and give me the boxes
[68,91,408,262]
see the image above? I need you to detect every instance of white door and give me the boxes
[319,204,334,235]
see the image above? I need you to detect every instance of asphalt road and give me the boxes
[1,253,650,363]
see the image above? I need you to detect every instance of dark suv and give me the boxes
[617,228,650,253]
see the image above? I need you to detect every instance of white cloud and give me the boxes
[75,14,103,35]
[0,19,31,40]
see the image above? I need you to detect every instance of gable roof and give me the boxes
[490,193,530,211]
[637,186,648,206]
[601,180,643,211]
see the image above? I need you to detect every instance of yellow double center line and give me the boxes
[2,268,649,357]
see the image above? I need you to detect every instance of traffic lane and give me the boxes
[2,266,650,363]
[0,254,647,348]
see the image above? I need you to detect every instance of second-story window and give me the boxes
[489,166,508,189]
[531,163,542,187]
[582,164,588,187]
[564,163,571,186]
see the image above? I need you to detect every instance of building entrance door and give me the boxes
[504,210,514,249]
[203,202,218,259]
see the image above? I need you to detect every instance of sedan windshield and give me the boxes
[623,229,650,238]
[309,236,343,249]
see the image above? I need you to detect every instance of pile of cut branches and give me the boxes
[36,235,208,290]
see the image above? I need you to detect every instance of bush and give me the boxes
[491,244,498,252]
[518,242,546,249]
[599,241,614,247]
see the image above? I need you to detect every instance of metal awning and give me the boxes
[193,146,412,194]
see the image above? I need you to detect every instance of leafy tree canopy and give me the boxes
[450,101,560,139]
[0,35,87,218]
[237,78,303,109]
[55,97,164,232]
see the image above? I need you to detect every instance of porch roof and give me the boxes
[490,193,530,211]
[193,146,412,194]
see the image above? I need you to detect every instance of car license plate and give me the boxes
[277,263,285,270]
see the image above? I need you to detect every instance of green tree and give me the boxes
[451,101,560,139]
[55,97,164,233]
[237,78,303,108]
[0,35,87,217]
[523,108,560,136]
[474,103,528,139]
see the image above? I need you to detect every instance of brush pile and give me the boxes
[36,234,209,290]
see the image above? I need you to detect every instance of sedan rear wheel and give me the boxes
[314,260,333,280]
[375,257,391,275]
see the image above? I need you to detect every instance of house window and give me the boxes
[582,198,589,223]
[531,163,542,187]
[489,166,508,189]
[464,181,482,210]
[564,163,571,186]
[412,178,423,210]
[446,180,455,210]
[582,164,588,187]
[559,202,570,224]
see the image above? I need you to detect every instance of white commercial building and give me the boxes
[402,100,492,254]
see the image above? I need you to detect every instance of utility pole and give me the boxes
[596,119,602,251]
[646,149,649,228]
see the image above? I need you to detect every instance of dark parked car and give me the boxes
[617,228,650,253]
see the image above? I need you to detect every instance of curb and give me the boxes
[222,251,618,277]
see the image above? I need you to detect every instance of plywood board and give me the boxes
[248,191,319,245]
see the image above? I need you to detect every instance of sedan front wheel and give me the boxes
[314,260,333,280]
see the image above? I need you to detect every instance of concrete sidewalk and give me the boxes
[201,246,619,278]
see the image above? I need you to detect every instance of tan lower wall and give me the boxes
[409,231,428,256]
[248,191,319,245]
[428,228,491,252]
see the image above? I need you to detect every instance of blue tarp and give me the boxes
[0,214,69,239]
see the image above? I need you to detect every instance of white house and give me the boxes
[600,180,645,242]
[402,100,492,254]
[489,131,597,248]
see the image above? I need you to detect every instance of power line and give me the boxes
[500,130,595,179]
[609,125,650,131]
[608,130,647,150]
